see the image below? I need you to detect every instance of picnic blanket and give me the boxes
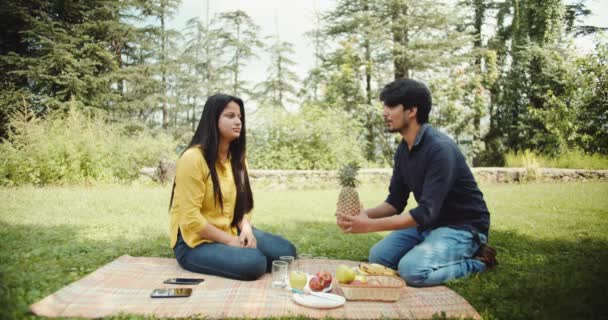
[30,255,481,319]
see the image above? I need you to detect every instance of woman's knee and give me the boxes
[267,235,297,258]
[282,240,297,257]
[238,251,268,281]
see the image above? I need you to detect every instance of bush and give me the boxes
[505,149,608,170]
[0,103,176,186]
[248,106,366,170]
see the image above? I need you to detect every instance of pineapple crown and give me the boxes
[338,162,360,188]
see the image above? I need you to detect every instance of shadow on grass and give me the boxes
[0,221,172,320]
[448,228,608,320]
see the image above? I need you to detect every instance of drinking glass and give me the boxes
[271,260,288,288]
[296,253,313,274]
[280,256,295,270]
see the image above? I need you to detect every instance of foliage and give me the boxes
[572,41,608,154]
[481,0,607,164]
[0,0,127,120]
[505,149,608,170]
[253,36,300,110]
[216,10,263,98]
[321,0,473,163]
[0,100,176,186]
[1,182,607,319]
[248,106,365,170]
[0,0,606,173]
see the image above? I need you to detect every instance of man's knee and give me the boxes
[368,242,387,265]
[398,257,432,287]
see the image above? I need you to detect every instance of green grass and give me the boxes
[1,182,608,319]
[505,150,608,169]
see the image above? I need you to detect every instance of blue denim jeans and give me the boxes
[369,227,486,287]
[173,228,296,281]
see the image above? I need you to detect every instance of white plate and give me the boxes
[288,274,332,293]
[292,292,345,309]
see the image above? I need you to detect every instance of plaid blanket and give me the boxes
[30,255,480,319]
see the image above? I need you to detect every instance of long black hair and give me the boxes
[170,93,254,227]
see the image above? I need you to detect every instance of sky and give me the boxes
[171,0,334,94]
[170,0,608,94]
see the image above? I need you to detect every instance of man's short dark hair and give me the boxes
[380,78,432,124]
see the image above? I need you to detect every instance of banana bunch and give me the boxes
[358,263,398,276]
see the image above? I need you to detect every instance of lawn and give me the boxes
[1,181,607,319]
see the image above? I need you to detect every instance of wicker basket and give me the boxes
[339,275,406,302]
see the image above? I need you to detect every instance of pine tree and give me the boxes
[216,10,262,98]
[254,35,299,111]
[181,14,227,130]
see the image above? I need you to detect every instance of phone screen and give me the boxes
[150,288,192,298]
[163,278,205,285]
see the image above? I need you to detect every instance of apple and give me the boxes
[336,265,356,284]
[308,276,325,291]
[316,270,332,288]
[289,271,307,290]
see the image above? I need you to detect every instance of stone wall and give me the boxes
[140,161,608,188]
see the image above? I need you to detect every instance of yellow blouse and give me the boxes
[169,147,251,248]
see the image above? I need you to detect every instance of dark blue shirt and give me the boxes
[385,124,490,235]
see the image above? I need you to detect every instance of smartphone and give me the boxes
[150,288,192,298]
[163,278,205,285]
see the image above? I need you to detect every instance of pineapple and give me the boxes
[336,162,361,217]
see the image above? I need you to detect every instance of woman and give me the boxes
[169,93,296,281]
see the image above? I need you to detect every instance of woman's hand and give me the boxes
[238,221,257,248]
[226,236,243,247]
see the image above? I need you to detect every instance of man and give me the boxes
[337,78,497,287]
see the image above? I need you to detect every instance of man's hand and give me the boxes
[238,222,257,248]
[338,207,375,234]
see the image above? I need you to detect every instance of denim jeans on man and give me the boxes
[174,227,296,281]
[369,227,486,287]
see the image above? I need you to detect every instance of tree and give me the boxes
[382,0,473,79]
[216,10,262,98]
[180,15,227,130]
[254,36,299,111]
[0,0,129,134]
[139,0,181,129]
[324,0,390,161]
[572,42,608,154]
[300,8,328,103]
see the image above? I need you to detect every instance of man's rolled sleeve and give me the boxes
[173,150,209,234]
[409,144,455,229]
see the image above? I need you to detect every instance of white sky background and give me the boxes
[170,0,608,103]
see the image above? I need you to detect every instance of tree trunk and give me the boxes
[473,0,485,156]
[391,0,410,79]
[161,1,169,129]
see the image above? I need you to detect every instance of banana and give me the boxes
[357,268,371,275]
[358,263,398,276]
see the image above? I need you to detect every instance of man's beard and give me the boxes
[385,119,409,133]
